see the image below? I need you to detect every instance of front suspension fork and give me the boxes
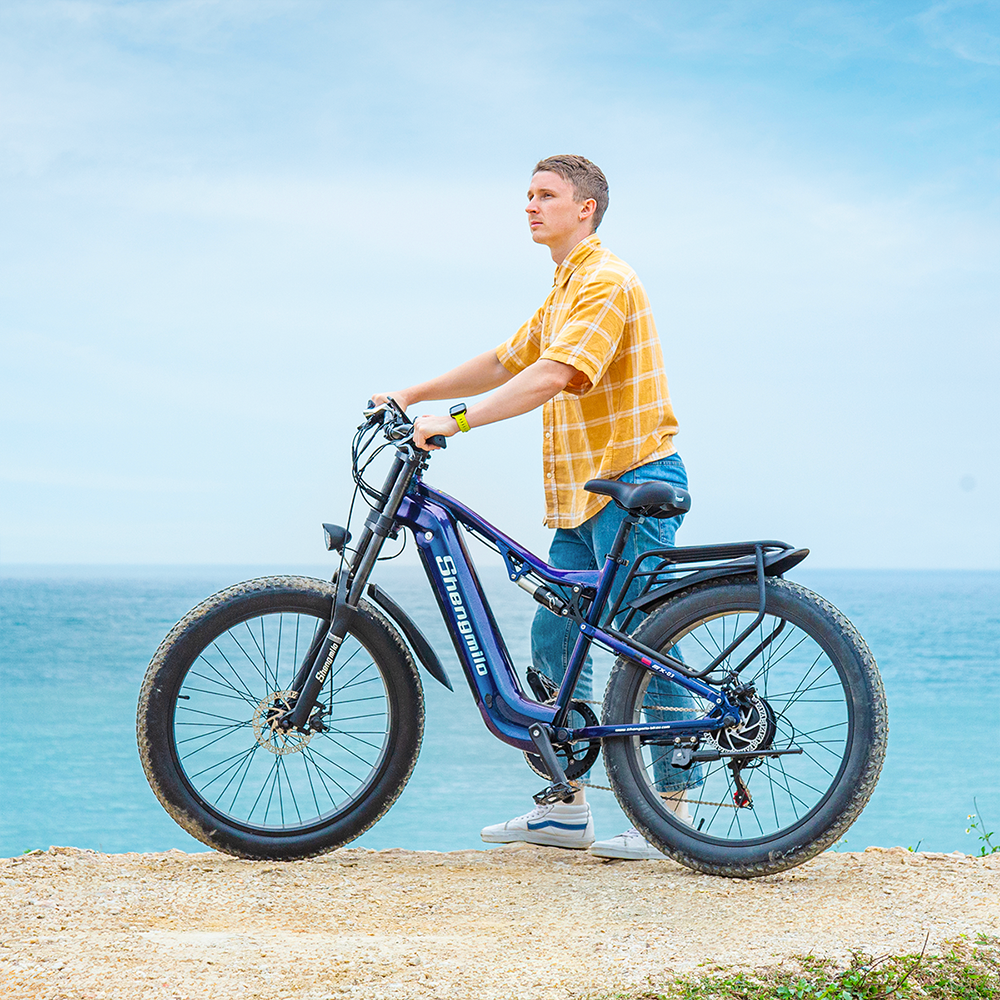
[283,448,419,732]
[283,571,356,731]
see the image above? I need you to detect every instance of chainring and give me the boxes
[523,700,601,780]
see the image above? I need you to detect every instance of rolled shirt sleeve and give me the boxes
[496,305,543,375]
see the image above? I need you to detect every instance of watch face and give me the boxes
[449,404,466,416]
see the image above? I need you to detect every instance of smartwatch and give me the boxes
[449,403,471,433]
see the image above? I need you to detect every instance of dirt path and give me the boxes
[2,844,998,999]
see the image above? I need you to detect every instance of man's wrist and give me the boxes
[449,403,471,432]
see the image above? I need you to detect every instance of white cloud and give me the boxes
[0,1,997,566]
[918,1,1000,66]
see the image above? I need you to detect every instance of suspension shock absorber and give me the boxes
[516,575,569,615]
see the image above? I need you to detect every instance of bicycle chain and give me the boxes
[576,778,742,809]
[578,698,693,712]
[577,695,742,809]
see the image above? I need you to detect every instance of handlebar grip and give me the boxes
[426,435,447,449]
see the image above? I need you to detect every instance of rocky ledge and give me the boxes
[1,844,998,999]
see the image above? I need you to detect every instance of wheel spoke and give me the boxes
[227,630,274,693]
[309,733,381,772]
[194,652,260,708]
[175,721,249,752]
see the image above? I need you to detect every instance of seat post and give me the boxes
[608,511,640,563]
[592,511,641,614]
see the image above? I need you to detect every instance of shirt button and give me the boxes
[546,473,553,478]
[544,432,551,438]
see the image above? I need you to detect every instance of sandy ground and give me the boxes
[1,844,998,1000]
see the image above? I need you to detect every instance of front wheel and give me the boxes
[137,576,424,860]
[602,577,887,877]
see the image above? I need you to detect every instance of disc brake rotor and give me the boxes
[252,690,313,756]
[710,692,776,754]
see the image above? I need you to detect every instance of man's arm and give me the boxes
[410,358,578,449]
[371,350,513,411]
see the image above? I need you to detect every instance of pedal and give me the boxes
[533,782,577,805]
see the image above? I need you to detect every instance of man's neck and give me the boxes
[548,228,595,265]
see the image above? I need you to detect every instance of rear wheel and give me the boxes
[602,577,886,877]
[137,576,424,860]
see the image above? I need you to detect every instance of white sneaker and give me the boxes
[589,827,667,860]
[589,794,691,860]
[480,801,594,849]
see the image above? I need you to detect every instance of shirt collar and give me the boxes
[552,233,602,288]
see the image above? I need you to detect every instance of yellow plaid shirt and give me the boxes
[497,234,679,529]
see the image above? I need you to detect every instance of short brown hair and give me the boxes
[533,154,609,230]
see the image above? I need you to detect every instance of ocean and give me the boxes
[1,563,997,858]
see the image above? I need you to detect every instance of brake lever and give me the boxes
[362,401,388,424]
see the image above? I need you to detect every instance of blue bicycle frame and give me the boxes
[285,407,806,782]
[393,477,742,754]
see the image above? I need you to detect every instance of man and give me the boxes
[373,155,700,860]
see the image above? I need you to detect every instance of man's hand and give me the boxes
[412,413,458,451]
[369,391,410,410]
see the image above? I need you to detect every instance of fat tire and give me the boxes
[602,577,887,878]
[137,576,424,860]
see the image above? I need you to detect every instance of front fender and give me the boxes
[365,583,453,691]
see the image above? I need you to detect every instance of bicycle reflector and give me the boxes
[322,523,352,552]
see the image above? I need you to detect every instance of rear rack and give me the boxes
[601,540,809,680]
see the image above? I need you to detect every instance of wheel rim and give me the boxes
[630,604,854,847]
[170,609,392,835]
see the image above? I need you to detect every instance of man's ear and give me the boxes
[579,198,597,222]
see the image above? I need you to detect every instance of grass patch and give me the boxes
[597,935,999,1000]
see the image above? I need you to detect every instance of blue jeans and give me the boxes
[531,453,703,792]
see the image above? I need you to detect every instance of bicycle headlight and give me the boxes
[322,523,351,553]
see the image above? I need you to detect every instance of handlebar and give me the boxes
[363,398,447,451]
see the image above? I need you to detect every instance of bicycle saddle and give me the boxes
[584,478,692,519]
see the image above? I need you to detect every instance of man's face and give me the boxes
[525,171,592,247]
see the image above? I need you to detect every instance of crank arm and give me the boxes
[529,723,577,804]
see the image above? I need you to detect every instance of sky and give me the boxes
[1,0,997,568]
